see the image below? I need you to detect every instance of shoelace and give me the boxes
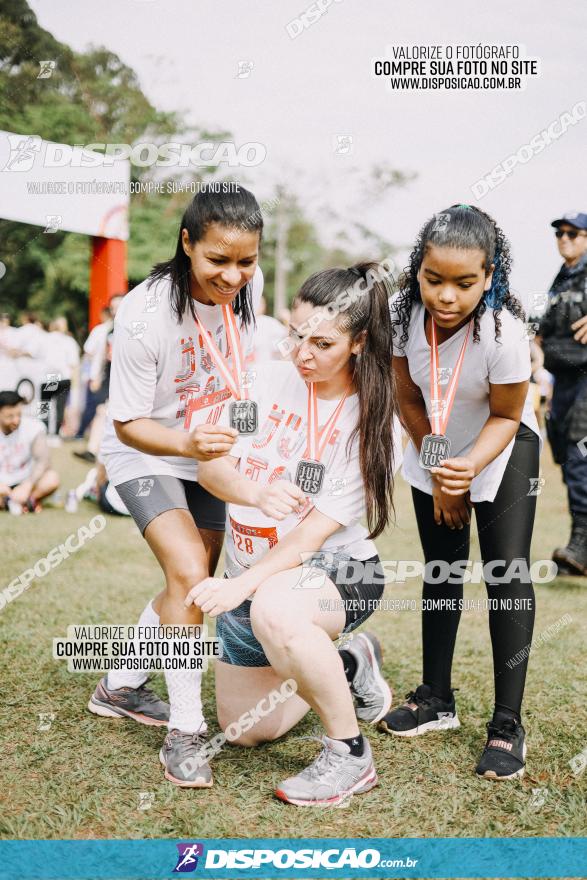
[294,736,347,781]
[402,687,436,729]
[404,688,432,711]
[486,717,518,744]
[169,731,208,753]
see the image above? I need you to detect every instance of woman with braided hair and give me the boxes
[382,205,541,780]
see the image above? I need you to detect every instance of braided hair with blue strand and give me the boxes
[392,204,525,349]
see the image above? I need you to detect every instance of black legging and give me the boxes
[412,423,539,718]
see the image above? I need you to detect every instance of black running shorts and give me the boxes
[115,474,226,535]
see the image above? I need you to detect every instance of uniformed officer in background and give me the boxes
[540,211,587,575]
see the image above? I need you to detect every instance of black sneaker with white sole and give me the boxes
[475,716,526,780]
[377,683,459,737]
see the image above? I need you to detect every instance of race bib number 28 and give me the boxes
[229,516,278,567]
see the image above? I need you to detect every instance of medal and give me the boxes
[295,459,326,495]
[229,399,258,434]
[419,434,451,469]
[419,318,471,471]
[195,304,257,434]
[295,382,350,496]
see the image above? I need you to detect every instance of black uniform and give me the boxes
[540,252,587,569]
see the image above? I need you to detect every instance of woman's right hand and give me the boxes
[253,480,306,520]
[181,423,239,461]
[432,479,471,530]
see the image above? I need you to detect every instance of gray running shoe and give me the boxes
[159,728,213,788]
[275,736,377,806]
[88,677,169,727]
[342,632,392,723]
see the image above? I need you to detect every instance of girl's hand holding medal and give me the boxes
[430,456,476,528]
[432,479,472,529]
[430,456,476,495]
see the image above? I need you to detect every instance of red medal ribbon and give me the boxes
[194,305,249,401]
[429,318,471,435]
[304,382,350,461]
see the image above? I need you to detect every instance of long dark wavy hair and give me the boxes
[294,262,396,539]
[393,204,525,349]
[147,185,263,327]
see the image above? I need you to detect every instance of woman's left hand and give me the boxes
[184,575,256,617]
[431,456,476,495]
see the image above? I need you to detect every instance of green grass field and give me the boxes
[0,442,585,843]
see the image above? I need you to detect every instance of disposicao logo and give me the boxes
[173,843,204,873]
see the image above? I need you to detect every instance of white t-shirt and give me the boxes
[390,298,540,503]
[44,332,80,380]
[0,417,45,486]
[250,314,287,362]
[101,268,263,485]
[0,326,47,394]
[84,322,111,383]
[0,327,19,390]
[12,324,48,360]
[224,360,403,577]
[84,322,110,357]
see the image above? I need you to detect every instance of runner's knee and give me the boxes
[250,598,300,651]
[165,564,208,596]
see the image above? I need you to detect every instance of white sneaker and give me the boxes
[275,736,377,806]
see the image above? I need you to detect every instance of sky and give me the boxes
[29,0,587,305]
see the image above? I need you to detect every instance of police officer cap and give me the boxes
[551,211,587,230]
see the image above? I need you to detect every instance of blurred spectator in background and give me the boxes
[0,390,59,514]
[13,312,47,356]
[539,211,587,575]
[74,293,125,461]
[0,314,19,391]
[74,305,112,440]
[38,317,81,443]
[1,313,49,403]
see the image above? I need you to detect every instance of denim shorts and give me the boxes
[216,550,385,668]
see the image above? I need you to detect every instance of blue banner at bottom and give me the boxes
[0,838,585,879]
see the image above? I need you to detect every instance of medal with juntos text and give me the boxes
[419,318,471,470]
[195,304,258,434]
[295,382,350,496]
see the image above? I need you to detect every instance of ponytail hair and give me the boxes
[147,185,263,328]
[294,262,396,538]
[394,204,525,349]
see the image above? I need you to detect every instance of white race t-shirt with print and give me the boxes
[0,417,46,486]
[224,360,403,577]
[390,297,540,503]
[101,268,263,485]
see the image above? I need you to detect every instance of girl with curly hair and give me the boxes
[381,204,541,781]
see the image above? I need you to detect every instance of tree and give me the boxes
[0,0,179,334]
